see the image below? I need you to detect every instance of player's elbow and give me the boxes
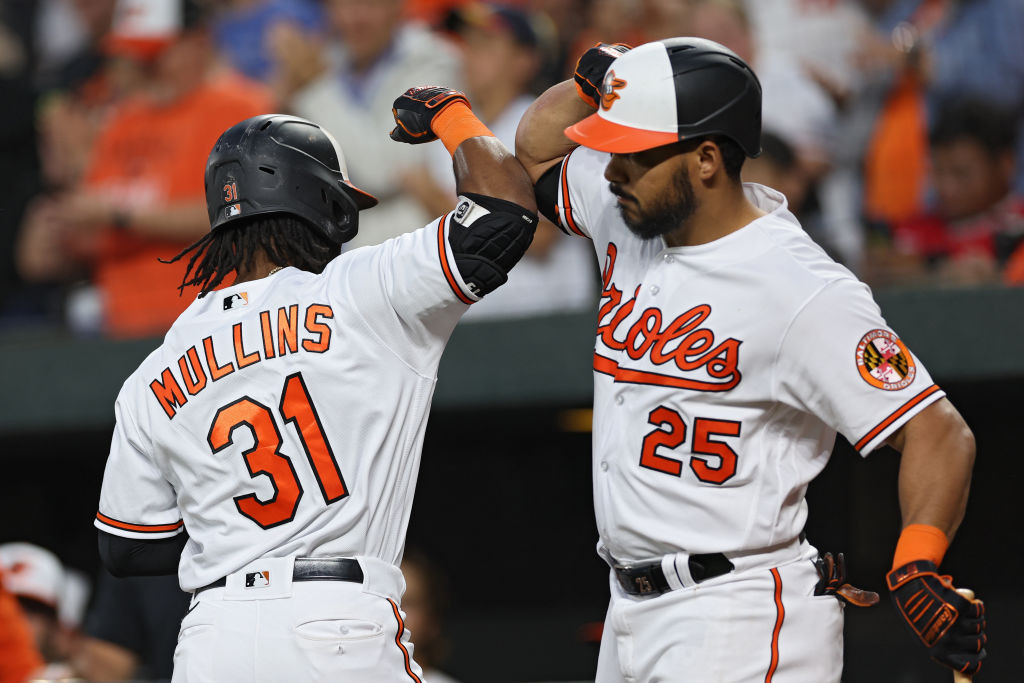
[514,81,578,184]
[936,399,976,471]
[929,404,977,492]
[514,123,545,183]
[449,193,538,297]
[952,417,976,472]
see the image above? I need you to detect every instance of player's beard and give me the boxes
[614,167,698,240]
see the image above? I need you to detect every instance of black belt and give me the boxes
[614,553,734,596]
[194,558,364,596]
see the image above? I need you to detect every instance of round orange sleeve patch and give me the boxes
[855,329,916,390]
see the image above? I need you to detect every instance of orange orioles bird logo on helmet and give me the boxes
[600,70,627,111]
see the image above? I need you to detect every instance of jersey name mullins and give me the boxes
[149,303,335,419]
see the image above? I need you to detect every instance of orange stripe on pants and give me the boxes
[765,568,785,682]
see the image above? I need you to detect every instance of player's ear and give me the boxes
[694,140,720,181]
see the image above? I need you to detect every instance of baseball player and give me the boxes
[515,39,987,681]
[93,88,537,682]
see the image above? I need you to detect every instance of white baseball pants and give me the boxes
[171,556,424,683]
[596,545,844,683]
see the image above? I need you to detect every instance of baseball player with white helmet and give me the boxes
[516,39,986,681]
[94,87,537,682]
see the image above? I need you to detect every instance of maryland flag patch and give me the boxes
[856,329,916,390]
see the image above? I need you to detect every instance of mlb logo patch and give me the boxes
[223,292,248,310]
[245,570,270,588]
[226,203,242,218]
[455,200,470,221]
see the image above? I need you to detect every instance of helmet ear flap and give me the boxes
[326,184,360,245]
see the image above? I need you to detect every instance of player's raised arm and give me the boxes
[390,86,535,207]
[883,401,986,676]
[390,86,537,298]
[515,43,630,184]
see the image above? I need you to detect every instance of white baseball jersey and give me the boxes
[555,146,945,564]
[96,208,482,592]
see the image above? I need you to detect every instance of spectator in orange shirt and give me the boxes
[1003,242,1024,285]
[0,568,43,683]
[0,544,64,681]
[17,0,273,338]
[885,100,1022,287]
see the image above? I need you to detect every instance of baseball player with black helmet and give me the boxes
[93,88,537,681]
[516,39,986,681]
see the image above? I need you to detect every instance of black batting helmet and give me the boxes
[205,114,378,245]
[565,37,762,157]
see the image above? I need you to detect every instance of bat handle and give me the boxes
[952,588,976,683]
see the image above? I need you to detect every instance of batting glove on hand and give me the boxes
[573,42,631,109]
[390,86,471,144]
[814,552,879,607]
[887,560,987,676]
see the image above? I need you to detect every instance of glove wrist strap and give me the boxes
[892,523,949,570]
[432,101,494,155]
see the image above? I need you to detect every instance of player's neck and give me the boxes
[234,250,283,286]
[663,188,766,248]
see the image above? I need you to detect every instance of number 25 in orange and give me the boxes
[639,407,740,484]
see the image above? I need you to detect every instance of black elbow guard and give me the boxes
[448,192,537,297]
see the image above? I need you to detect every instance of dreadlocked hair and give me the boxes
[162,214,341,297]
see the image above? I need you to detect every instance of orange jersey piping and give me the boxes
[558,150,587,237]
[436,212,474,305]
[854,384,942,452]
[96,512,184,534]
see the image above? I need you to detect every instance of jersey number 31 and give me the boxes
[207,372,347,529]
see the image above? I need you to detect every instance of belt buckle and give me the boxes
[633,574,656,595]
[614,563,659,596]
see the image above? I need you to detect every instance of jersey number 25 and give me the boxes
[640,406,740,484]
[207,372,348,529]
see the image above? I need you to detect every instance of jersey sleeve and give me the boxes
[95,394,184,540]
[552,146,610,239]
[774,278,946,455]
[326,213,474,372]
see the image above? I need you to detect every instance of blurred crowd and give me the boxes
[0,0,1021,341]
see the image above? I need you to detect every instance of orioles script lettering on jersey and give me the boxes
[594,242,742,391]
[149,303,334,419]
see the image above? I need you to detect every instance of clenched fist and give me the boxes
[390,86,471,144]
